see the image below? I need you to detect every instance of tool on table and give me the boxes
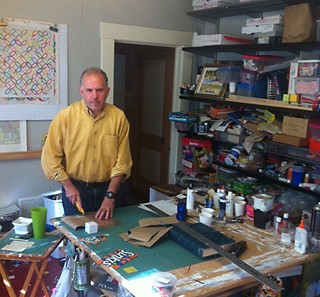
[144,204,283,293]
[228,240,247,257]
[76,201,85,215]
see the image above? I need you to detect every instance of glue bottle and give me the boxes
[225,191,234,218]
[294,219,307,254]
[186,184,194,210]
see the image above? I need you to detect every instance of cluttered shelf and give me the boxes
[187,0,320,22]
[213,160,320,199]
[0,151,42,161]
[180,93,314,114]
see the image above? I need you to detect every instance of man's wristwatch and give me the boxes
[106,191,115,199]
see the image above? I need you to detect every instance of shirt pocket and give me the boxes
[102,135,119,158]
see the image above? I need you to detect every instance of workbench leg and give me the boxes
[30,258,50,297]
[19,262,36,297]
[0,261,17,297]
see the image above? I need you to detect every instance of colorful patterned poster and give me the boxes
[0,18,67,120]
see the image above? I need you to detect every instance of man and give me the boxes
[41,67,133,220]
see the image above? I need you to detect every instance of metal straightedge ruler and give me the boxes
[144,203,282,293]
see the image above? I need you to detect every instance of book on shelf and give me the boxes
[169,223,235,258]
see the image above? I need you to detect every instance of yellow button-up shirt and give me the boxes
[41,100,132,183]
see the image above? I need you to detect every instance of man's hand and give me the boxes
[96,197,115,220]
[61,179,82,208]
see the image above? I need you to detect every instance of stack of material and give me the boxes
[192,0,239,11]
[242,15,284,44]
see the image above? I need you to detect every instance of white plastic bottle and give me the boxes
[294,220,307,254]
[225,191,234,218]
[186,184,194,210]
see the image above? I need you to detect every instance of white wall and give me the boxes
[1,0,194,208]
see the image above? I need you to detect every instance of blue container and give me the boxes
[292,165,305,186]
[237,83,256,97]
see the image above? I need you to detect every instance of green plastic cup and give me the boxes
[31,207,47,239]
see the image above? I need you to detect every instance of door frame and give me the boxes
[100,22,193,184]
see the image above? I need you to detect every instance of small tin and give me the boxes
[310,202,320,233]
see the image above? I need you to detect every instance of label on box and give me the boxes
[282,116,310,138]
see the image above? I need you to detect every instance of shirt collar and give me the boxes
[81,99,106,119]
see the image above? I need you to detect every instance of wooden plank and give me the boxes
[0,151,41,161]
[228,95,312,111]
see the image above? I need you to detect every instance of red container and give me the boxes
[309,137,320,152]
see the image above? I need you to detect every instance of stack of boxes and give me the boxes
[241,15,284,45]
[192,0,239,10]
[295,60,320,110]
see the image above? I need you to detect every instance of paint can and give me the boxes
[73,256,90,291]
[255,275,282,297]
[176,201,187,221]
[310,202,320,233]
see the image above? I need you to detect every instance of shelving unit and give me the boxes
[187,0,320,23]
[183,41,320,58]
[178,1,320,199]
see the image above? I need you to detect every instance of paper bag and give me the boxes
[282,3,315,43]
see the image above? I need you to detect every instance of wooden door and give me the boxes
[114,44,175,202]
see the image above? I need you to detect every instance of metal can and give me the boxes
[310,202,320,233]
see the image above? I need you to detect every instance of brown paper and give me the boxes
[282,3,315,43]
[138,216,178,227]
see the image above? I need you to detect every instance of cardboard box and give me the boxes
[282,116,310,138]
[192,33,252,46]
[272,134,309,147]
[246,15,284,27]
[241,24,283,35]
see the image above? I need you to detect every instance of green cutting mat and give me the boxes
[0,230,61,256]
[57,205,213,281]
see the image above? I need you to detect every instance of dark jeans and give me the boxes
[62,179,110,216]
[62,179,135,216]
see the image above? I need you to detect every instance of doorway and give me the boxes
[100,22,193,203]
[114,43,175,203]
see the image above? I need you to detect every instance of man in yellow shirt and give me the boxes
[41,67,133,220]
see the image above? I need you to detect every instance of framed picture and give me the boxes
[195,66,227,98]
[0,121,27,152]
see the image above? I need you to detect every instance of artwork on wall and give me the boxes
[195,66,227,98]
[0,17,68,120]
[0,121,27,152]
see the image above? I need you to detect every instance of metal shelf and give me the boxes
[187,0,320,23]
[179,94,317,116]
[266,141,320,164]
[182,42,320,58]
[214,161,320,198]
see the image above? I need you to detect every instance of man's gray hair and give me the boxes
[80,67,109,86]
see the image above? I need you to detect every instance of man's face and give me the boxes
[80,73,110,117]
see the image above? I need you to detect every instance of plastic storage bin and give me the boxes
[310,122,320,137]
[12,217,33,235]
[216,66,242,83]
[242,55,284,72]
[295,77,320,94]
[237,83,256,97]
[310,137,320,152]
[240,69,258,85]
[298,60,320,77]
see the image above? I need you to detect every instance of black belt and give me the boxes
[70,178,109,187]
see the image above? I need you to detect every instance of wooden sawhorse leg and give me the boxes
[0,259,50,297]
[0,260,16,297]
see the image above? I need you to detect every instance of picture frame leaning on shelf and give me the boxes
[195,65,227,98]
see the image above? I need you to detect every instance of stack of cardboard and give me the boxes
[242,15,284,44]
